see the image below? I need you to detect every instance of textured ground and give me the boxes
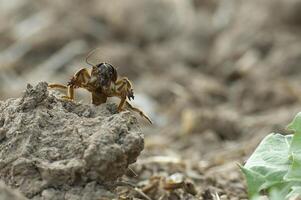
[1,0,301,199]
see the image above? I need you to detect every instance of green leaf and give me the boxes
[285,112,301,182]
[244,133,291,181]
[270,182,295,200]
[240,165,265,197]
[241,133,292,198]
[288,112,301,134]
[285,153,301,181]
[286,186,301,199]
[288,113,301,154]
[245,134,291,170]
[241,113,301,199]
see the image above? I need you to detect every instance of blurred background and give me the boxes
[1,0,301,199]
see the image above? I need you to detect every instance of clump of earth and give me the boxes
[0,82,144,200]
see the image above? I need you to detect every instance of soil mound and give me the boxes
[0,82,144,199]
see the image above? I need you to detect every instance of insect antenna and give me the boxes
[85,48,101,67]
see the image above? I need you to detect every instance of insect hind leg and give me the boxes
[125,101,152,124]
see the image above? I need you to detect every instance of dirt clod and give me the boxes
[0,82,144,199]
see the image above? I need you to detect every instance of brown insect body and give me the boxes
[49,62,152,124]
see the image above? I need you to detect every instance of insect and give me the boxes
[48,50,152,124]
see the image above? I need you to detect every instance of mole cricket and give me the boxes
[48,50,152,124]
